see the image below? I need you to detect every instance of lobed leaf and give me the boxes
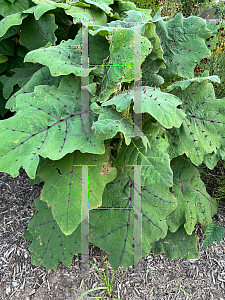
[155,13,211,82]
[37,143,117,235]
[5,66,62,111]
[102,85,186,129]
[23,197,84,270]
[166,155,218,234]
[89,173,177,271]
[151,225,200,260]
[23,0,70,20]
[0,75,105,179]
[203,222,225,248]
[20,14,58,51]
[91,102,150,150]
[0,0,29,17]
[0,12,27,37]
[114,130,173,188]
[166,80,225,166]
[89,10,152,102]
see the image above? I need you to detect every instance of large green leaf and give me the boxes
[24,28,98,77]
[0,63,41,99]
[65,5,107,26]
[91,102,150,150]
[0,37,14,56]
[5,66,62,111]
[102,85,186,129]
[166,155,218,234]
[23,197,84,270]
[83,0,114,15]
[37,143,117,235]
[0,0,29,17]
[155,13,211,83]
[0,12,27,38]
[166,80,225,166]
[20,14,58,51]
[166,74,220,92]
[89,10,152,102]
[89,172,177,271]
[151,225,200,260]
[23,0,70,20]
[114,128,173,188]
[0,75,105,179]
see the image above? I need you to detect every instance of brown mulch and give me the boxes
[0,161,225,300]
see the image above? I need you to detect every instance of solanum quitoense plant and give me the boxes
[0,0,224,271]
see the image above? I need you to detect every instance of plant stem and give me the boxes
[117,132,124,154]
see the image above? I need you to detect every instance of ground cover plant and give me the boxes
[0,0,225,273]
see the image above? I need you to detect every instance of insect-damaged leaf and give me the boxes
[89,173,177,271]
[37,143,117,235]
[0,75,105,179]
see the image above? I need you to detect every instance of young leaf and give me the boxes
[203,222,225,248]
[91,102,150,150]
[114,133,173,188]
[102,85,186,128]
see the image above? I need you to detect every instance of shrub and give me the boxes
[0,0,223,271]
